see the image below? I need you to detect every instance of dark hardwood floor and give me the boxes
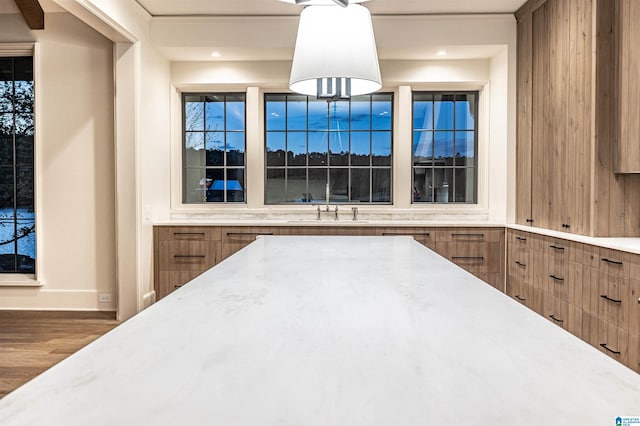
[0,310,120,399]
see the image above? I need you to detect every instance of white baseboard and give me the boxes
[0,288,116,311]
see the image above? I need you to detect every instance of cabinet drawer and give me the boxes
[508,282,543,314]
[542,294,582,337]
[629,333,640,373]
[597,270,630,329]
[435,241,501,273]
[221,227,278,260]
[158,270,204,298]
[377,227,435,248]
[630,279,640,336]
[543,237,570,259]
[582,314,630,365]
[157,226,222,242]
[434,228,503,243]
[508,251,531,285]
[158,240,219,271]
[597,247,630,276]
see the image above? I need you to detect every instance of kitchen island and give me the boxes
[1,236,639,425]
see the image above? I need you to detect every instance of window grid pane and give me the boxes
[0,57,35,274]
[412,91,478,204]
[265,93,393,205]
[183,93,246,204]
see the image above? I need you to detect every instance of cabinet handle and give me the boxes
[549,245,565,251]
[549,274,564,282]
[515,236,527,242]
[452,256,484,261]
[226,232,274,236]
[601,258,623,266]
[174,284,183,289]
[549,314,564,324]
[174,255,206,259]
[173,232,206,236]
[600,295,622,304]
[515,295,526,302]
[561,223,571,229]
[526,219,534,223]
[599,343,621,355]
[451,233,485,238]
[382,232,430,236]
[515,261,527,268]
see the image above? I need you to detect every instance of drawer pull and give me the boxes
[515,261,527,268]
[600,295,622,304]
[549,314,564,324]
[601,258,623,266]
[515,295,526,302]
[451,233,485,238]
[173,232,206,236]
[526,218,534,223]
[549,245,565,251]
[599,343,621,355]
[382,232,430,236]
[174,255,206,259]
[226,232,274,236]
[174,284,183,289]
[515,236,527,242]
[549,274,564,282]
[452,256,484,261]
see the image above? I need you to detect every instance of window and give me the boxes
[183,93,246,203]
[0,57,35,273]
[412,92,478,203]
[265,93,392,204]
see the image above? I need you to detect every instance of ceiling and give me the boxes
[134,0,527,16]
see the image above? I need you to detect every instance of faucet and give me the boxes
[334,205,339,220]
[351,206,358,221]
[317,206,321,220]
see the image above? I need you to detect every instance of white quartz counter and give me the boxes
[1,236,639,425]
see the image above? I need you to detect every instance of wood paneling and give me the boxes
[516,14,533,225]
[13,0,44,30]
[517,0,640,236]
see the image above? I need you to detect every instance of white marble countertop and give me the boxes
[1,236,639,425]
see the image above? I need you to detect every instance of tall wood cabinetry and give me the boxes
[616,0,640,173]
[516,0,640,237]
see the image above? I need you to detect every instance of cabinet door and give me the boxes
[158,270,204,299]
[617,0,640,173]
[628,333,640,373]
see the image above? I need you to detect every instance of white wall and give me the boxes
[0,12,116,310]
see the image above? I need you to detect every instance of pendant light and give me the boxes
[280,0,382,100]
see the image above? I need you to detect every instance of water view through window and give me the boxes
[183,93,246,203]
[0,57,35,273]
[412,92,478,203]
[265,93,392,204]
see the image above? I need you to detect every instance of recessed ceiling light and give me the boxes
[437,50,447,56]
[210,51,221,57]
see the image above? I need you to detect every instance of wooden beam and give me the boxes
[13,0,44,30]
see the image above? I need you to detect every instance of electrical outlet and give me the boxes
[98,293,112,303]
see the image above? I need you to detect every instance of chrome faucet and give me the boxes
[334,205,339,220]
[351,206,358,221]
[317,206,321,220]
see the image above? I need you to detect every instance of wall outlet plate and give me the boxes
[98,293,112,303]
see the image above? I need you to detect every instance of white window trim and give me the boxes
[0,42,42,287]
[169,82,491,222]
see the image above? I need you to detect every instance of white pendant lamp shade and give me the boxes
[289,4,382,99]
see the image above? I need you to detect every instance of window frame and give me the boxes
[181,92,247,204]
[0,54,36,275]
[263,92,394,205]
[411,90,479,204]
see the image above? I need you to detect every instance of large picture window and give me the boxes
[0,57,35,273]
[265,93,392,204]
[183,93,246,203]
[412,92,478,203]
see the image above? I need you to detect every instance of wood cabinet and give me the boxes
[616,0,640,173]
[155,225,505,301]
[154,226,222,299]
[431,228,505,291]
[506,228,640,372]
[516,0,640,236]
